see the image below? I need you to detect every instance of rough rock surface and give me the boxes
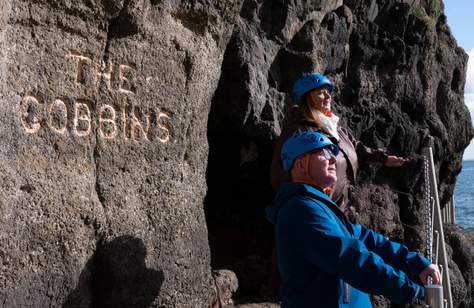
[1,0,473,307]
[206,0,474,306]
[212,269,239,307]
[444,224,474,308]
[0,0,241,307]
[231,303,280,308]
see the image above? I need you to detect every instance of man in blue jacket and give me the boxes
[267,131,440,307]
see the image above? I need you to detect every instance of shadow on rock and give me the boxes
[63,235,164,308]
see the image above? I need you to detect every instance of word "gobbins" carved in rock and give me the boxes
[20,95,170,143]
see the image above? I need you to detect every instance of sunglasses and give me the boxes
[318,148,336,160]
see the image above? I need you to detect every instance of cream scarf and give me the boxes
[317,111,340,140]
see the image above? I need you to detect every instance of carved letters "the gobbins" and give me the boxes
[19,52,171,143]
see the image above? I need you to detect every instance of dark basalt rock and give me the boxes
[444,224,474,308]
[1,0,473,307]
[206,0,473,306]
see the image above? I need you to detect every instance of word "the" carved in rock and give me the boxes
[66,53,137,94]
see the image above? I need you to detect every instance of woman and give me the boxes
[270,73,405,213]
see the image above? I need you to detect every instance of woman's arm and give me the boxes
[343,128,406,166]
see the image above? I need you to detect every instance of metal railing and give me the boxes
[441,199,455,224]
[423,146,454,308]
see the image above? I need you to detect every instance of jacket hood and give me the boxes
[266,182,334,225]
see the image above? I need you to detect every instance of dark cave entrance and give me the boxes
[203,29,282,303]
[204,132,276,302]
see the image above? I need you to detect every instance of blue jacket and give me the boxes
[267,182,429,308]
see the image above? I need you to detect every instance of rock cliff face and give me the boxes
[206,0,474,306]
[0,0,472,307]
[0,0,240,307]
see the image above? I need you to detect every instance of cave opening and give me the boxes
[204,130,277,303]
[202,26,282,303]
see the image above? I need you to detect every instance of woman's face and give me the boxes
[308,86,332,113]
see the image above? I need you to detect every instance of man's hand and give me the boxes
[419,264,441,285]
[384,155,406,167]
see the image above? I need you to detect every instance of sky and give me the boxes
[444,1,474,160]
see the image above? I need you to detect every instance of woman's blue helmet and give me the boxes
[291,73,335,103]
[281,131,339,171]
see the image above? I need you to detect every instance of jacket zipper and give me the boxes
[344,282,350,304]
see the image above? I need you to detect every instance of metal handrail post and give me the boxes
[451,199,455,224]
[425,147,454,308]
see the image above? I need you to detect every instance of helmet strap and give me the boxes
[293,154,319,188]
[294,153,332,195]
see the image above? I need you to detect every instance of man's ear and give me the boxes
[293,158,304,172]
[290,157,305,181]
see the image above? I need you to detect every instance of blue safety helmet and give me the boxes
[291,73,335,103]
[281,131,339,171]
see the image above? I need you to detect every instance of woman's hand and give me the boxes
[419,264,441,285]
[384,155,406,167]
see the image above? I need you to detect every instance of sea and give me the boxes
[454,160,474,233]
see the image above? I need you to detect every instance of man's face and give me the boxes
[307,148,337,187]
